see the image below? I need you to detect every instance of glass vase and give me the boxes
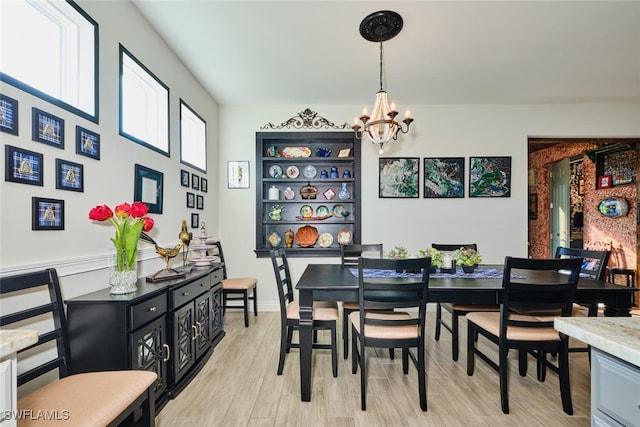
[109,248,138,294]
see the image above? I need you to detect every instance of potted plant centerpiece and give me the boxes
[418,247,442,273]
[455,247,482,273]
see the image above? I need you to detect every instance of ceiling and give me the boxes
[130,1,640,107]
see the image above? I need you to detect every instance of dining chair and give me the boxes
[350,256,431,411]
[340,243,384,359]
[466,256,582,415]
[0,268,158,427]
[212,240,258,327]
[432,243,498,361]
[269,247,338,376]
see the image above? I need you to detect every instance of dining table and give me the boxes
[294,263,635,402]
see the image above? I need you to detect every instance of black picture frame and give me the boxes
[32,197,64,230]
[186,192,195,208]
[4,145,43,186]
[528,194,538,219]
[469,156,512,197]
[191,173,199,190]
[134,164,164,214]
[55,158,84,192]
[378,157,420,198]
[196,194,204,210]
[75,126,100,160]
[595,146,636,189]
[32,107,64,149]
[423,157,465,198]
[191,213,199,229]
[200,177,208,193]
[0,94,19,135]
[180,169,190,187]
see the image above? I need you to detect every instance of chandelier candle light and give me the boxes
[353,10,414,154]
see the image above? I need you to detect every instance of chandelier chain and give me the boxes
[379,42,384,92]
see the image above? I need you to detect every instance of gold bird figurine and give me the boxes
[140,232,184,273]
[179,219,192,266]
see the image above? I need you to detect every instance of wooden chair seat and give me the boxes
[349,311,416,339]
[466,312,562,341]
[223,277,257,290]
[286,300,339,321]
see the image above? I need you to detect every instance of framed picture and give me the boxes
[134,164,164,214]
[528,194,538,219]
[598,175,612,189]
[191,173,199,190]
[4,145,43,186]
[0,94,19,135]
[196,194,204,210]
[469,156,512,197]
[191,213,199,229]
[186,192,195,208]
[32,197,64,230]
[423,157,464,198]
[55,158,84,192]
[200,177,208,193]
[378,157,419,198]
[528,168,536,187]
[338,148,352,158]
[227,160,250,189]
[32,107,64,148]
[595,146,636,188]
[180,169,190,187]
[75,126,100,160]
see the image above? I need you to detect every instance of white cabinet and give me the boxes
[592,348,640,426]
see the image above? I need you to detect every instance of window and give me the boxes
[0,0,98,122]
[119,45,169,156]
[180,100,207,173]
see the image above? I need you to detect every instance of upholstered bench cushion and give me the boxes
[467,312,561,341]
[286,300,338,321]
[349,311,418,339]
[17,370,157,427]
[222,277,257,290]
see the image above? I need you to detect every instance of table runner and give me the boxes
[349,267,509,279]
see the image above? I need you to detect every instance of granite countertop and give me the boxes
[0,329,38,359]
[554,317,640,367]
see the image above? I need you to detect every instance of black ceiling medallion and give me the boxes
[260,108,351,130]
[359,10,403,43]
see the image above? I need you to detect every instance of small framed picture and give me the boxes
[180,169,190,187]
[55,158,84,192]
[186,192,195,208]
[191,213,199,229]
[528,194,538,219]
[32,107,64,149]
[338,148,352,158]
[196,194,204,210]
[134,164,164,214]
[200,177,208,193]
[191,173,200,190]
[4,145,43,186]
[227,160,250,189]
[598,175,612,189]
[32,197,64,230]
[75,126,100,160]
[0,94,19,135]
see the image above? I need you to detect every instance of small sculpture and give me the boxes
[284,229,294,248]
[179,219,193,267]
[140,232,184,277]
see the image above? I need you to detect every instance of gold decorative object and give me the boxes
[179,219,193,268]
[140,232,186,282]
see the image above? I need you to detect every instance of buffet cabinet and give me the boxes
[255,131,361,257]
[66,266,224,409]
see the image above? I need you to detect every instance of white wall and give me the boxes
[218,104,640,311]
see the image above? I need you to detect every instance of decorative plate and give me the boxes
[282,147,311,158]
[337,229,353,245]
[598,197,629,218]
[267,231,281,247]
[323,187,336,200]
[283,187,295,200]
[286,165,300,179]
[315,205,330,217]
[303,164,317,179]
[300,205,313,218]
[295,225,319,247]
[318,232,333,248]
[269,164,283,178]
[332,204,345,217]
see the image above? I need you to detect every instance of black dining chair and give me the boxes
[350,256,431,411]
[466,256,582,415]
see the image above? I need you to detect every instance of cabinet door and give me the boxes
[194,292,211,359]
[130,315,168,399]
[210,284,224,340]
[172,303,196,384]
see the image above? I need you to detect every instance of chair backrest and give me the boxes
[500,256,582,333]
[341,243,383,266]
[269,247,294,318]
[554,246,610,280]
[0,268,71,388]
[357,257,431,335]
[211,241,228,279]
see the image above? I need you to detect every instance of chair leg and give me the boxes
[402,348,409,374]
[331,323,338,378]
[351,326,358,374]
[435,303,442,340]
[451,311,459,361]
[243,290,249,327]
[277,323,288,375]
[389,348,395,360]
[360,336,367,411]
[418,342,427,411]
[343,308,350,359]
[253,286,258,317]
[466,323,476,376]
[499,344,510,414]
[222,291,227,315]
[558,341,574,415]
[518,350,528,377]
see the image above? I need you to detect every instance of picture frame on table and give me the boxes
[32,197,64,230]
[180,169,190,187]
[191,213,199,229]
[528,194,538,219]
[227,160,250,189]
[134,164,164,214]
[75,126,100,160]
[200,177,208,192]
[378,157,419,198]
[191,173,199,190]
[186,192,195,208]
[32,107,64,149]
[469,156,512,197]
[423,157,464,198]
[196,194,204,210]
[55,158,84,192]
[0,94,19,135]
[4,145,43,186]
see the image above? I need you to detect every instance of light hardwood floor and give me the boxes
[156,307,604,426]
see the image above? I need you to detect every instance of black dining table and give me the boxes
[294,263,634,402]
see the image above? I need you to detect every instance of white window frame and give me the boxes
[119,45,170,156]
[0,0,98,122]
[180,100,207,173]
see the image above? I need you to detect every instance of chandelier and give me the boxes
[352,10,414,154]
